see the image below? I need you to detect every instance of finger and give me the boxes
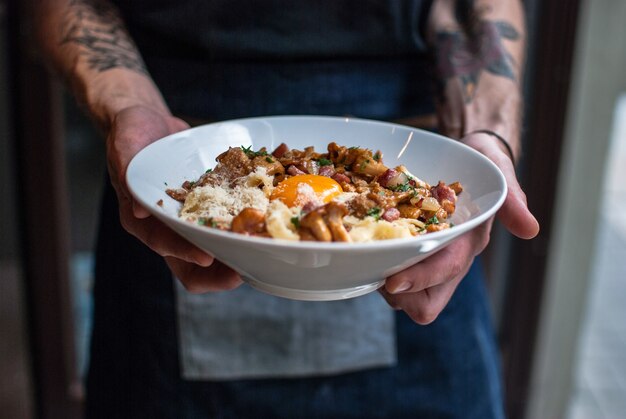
[109,172,151,220]
[380,268,467,325]
[119,203,214,266]
[384,226,484,294]
[384,245,463,294]
[113,116,190,220]
[497,157,540,239]
[132,199,151,219]
[166,257,243,293]
[461,134,540,240]
[167,116,191,133]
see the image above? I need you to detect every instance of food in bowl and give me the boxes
[166,142,463,242]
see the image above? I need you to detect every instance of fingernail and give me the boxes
[390,282,411,294]
[196,256,213,267]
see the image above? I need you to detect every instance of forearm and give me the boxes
[428,0,525,160]
[35,0,168,131]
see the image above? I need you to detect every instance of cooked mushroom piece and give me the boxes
[231,208,266,235]
[297,227,318,241]
[352,153,388,177]
[325,202,351,242]
[299,210,332,242]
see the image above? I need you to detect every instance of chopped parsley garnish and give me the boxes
[265,156,274,163]
[349,146,360,150]
[373,151,381,162]
[359,159,370,171]
[290,216,300,229]
[317,157,332,166]
[241,145,268,158]
[198,217,218,228]
[367,207,382,220]
[205,168,213,173]
[426,216,439,225]
[389,182,412,192]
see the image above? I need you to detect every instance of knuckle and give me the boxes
[181,279,209,294]
[219,277,241,291]
[119,213,138,238]
[478,234,490,253]
[412,307,440,325]
[144,229,160,253]
[119,214,131,232]
[448,259,464,279]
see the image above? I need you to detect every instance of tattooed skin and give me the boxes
[60,0,147,74]
[435,18,519,103]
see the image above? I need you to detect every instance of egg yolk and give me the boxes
[270,174,343,207]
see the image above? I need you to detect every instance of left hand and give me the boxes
[380,132,540,324]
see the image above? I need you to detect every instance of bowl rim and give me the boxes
[127,115,507,251]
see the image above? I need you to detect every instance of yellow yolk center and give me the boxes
[270,174,343,207]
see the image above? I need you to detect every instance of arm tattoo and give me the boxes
[60,0,147,74]
[434,9,519,103]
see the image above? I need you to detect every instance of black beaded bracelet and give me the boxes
[463,129,515,163]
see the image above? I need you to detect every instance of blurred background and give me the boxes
[1,0,624,418]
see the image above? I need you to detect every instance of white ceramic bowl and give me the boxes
[127,116,506,301]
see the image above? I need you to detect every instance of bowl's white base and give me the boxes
[243,277,386,301]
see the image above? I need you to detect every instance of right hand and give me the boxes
[106,105,243,292]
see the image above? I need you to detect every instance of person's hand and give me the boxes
[380,132,539,324]
[106,105,243,292]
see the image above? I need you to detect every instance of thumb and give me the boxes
[497,159,540,239]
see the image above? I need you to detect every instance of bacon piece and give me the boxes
[378,169,408,189]
[331,172,351,184]
[431,181,457,204]
[272,143,289,158]
[319,165,336,177]
[382,207,400,222]
[287,165,307,176]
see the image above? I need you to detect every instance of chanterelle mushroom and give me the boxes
[231,208,266,235]
[325,202,351,242]
[300,209,332,242]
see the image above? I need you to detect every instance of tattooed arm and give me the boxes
[381,0,538,324]
[428,0,525,159]
[35,0,242,292]
[36,0,169,131]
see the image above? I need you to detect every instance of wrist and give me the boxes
[463,129,516,163]
[77,69,170,132]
